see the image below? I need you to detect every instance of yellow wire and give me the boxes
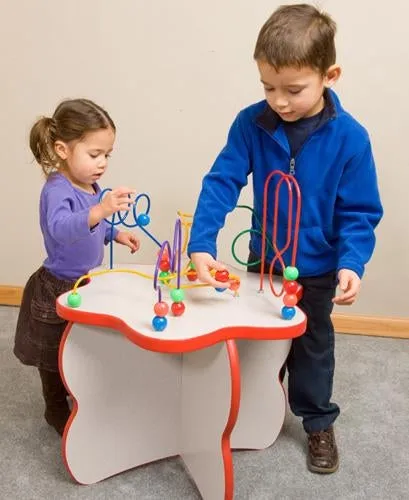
[71,267,240,295]
[177,211,193,253]
[177,211,193,219]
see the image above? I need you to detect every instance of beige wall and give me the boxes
[1,0,407,316]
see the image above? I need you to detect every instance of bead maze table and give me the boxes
[57,265,306,499]
[56,171,306,499]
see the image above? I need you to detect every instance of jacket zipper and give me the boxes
[289,158,296,176]
[286,115,336,177]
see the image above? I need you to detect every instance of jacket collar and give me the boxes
[255,88,337,134]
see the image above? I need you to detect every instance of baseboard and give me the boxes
[0,285,407,339]
[0,286,23,306]
[332,313,408,339]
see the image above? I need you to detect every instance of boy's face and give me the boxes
[256,61,340,122]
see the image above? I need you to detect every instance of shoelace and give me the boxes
[309,430,334,453]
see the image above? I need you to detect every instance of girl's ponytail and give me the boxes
[29,116,59,176]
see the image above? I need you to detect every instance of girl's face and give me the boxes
[54,127,115,192]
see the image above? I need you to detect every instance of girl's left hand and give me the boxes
[332,269,361,305]
[115,231,140,253]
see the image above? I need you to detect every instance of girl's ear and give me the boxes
[324,64,341,88]
[54,140,69,160]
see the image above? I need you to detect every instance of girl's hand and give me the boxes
[115,231,140,253]
[89,187,136,228]
[100,187,136,217]
[190,252,229,288]
[332,269,361,305]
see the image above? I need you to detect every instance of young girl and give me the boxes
[14,98,140,435]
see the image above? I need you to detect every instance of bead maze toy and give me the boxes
[55,170,306,500]
[65,170,303,329]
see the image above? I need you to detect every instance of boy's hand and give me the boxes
[190,252,230,288]
[332,269,361,305]
[115,231,140,253]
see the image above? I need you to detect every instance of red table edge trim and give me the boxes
[60,323,82,484]
[222,339,241,500]
[56,302,307,354]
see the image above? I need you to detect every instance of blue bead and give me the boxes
[137,213,150,227]
[281,306,296,320]
[152,315,167,331]
[215,287,226,293]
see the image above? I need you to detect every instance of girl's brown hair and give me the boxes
[254,4,337,75]
[30,98,116,176]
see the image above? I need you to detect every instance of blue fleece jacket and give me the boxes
[187,90,383,278]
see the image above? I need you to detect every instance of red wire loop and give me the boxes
[259,171,301,296]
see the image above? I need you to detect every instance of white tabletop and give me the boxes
[57,264,306,351]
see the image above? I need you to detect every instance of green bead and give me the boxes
[170,288,185,303]
[159,271,170,282]
[189,261,196,270]
[284,266,299,281]
[67,293,82,308]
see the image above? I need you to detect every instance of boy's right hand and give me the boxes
[190,252,230,289]
[100,187,136,217]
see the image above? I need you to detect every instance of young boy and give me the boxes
[187,4,383,473]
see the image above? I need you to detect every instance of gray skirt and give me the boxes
[13,267,77,371]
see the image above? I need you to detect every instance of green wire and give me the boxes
[232,205,275,267]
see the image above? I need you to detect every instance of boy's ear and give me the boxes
[54,140,69,160]
[324,64,341,88]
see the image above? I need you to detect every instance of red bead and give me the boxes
[229,279,240,291]
[283,293,298,307]
[171,301,185,316]
[154,301,169,317]
[187,271,198,282]
[284,280,298,294]
[215,270,229,282]
[160,260,170,272]
[157,248,169,258]
[295,284,303,301]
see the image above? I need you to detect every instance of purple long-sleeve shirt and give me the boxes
[40,173,118,280]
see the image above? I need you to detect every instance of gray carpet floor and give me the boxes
[1,305,408,500]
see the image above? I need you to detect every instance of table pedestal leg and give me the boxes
[231,339,291,449]
[180,340,240,500]
[60,323,181,485]
[61,325,291,497]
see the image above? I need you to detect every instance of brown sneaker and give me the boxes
[307,426,339,473]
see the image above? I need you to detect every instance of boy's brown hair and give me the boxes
[254,3,337,75]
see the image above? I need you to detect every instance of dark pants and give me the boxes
[248,252,340,433]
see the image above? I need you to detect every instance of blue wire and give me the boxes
[138,226,162,248]
[99,190,163,266]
